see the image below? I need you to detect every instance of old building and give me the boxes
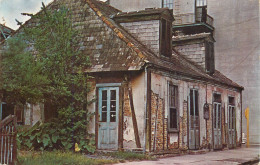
[110,0,260,145]
[0,24,13,42]
[0,0,243,152]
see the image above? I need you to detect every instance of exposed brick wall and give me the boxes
[179,101,188,149]
[123,87,131,117]
[120,20,160,55]
[151,91,165,151]
[174,43,206,69]
[206,104,212,149]
[122,86,136,148]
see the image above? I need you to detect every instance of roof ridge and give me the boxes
[86,0,148,60]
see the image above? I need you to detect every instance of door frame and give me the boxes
[188,88,200,150]
[95,83,122,150]
[212,92,222,150]
[228,104,236,148]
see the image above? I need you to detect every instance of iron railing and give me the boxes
[174,13,214,27]
[0,115,17,165]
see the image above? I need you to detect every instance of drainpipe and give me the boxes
[240,90,242,145]
[143,65,148,153]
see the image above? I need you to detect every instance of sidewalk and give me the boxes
[116,145,260,165]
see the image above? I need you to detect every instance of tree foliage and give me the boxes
[1,3,94,152]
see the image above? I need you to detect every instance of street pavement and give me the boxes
[116,145,260,165]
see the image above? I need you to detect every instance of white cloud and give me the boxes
[0,0,53,30]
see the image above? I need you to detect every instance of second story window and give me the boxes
[196,0,207,23]
[162,0,173,9]
[196,0,207,7]
[161,19,172,57]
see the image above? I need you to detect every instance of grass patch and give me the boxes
[18,151,117,165]
[105,151,153,161]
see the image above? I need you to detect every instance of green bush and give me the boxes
[17,118,95,153]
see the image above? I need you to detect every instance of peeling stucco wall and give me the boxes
[150,70,242,151]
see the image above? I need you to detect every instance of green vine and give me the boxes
[1,3,94,152]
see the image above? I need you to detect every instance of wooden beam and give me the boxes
[147,69,152,151]
[118,85,125,150]
[128,86,141,148]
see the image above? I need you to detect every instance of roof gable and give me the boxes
[0,0,242,89]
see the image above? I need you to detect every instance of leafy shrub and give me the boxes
[18,110,95,153]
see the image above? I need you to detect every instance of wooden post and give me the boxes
[128,86,141,148]
[245,107,249,148]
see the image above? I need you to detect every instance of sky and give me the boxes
[0,0,56,30]
[0,0,107,30]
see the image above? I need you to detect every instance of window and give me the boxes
[205,41,215,74]
[228,97,235,129]
[190,89,199,117]
[196,0,207,23]
[161,19,172,57]
[162,0,173,9]
[196,0,207,7]
[168,85,178,131]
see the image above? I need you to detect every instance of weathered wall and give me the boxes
[123,72,146,149]
[109,0,195,15]
[120,20,160,55]
[174,42,206,69]
[110,0,161,12]
[150,70,242,151]
[208,0,260,144]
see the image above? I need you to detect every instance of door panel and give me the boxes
[228,106,236,148]
[213,103,222,149]
[189,90,200,150]
[98,87,119,150]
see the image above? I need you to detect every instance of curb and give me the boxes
[240,157,260,165]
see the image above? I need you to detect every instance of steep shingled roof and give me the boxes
[0,0,243,89]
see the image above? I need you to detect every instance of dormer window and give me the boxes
[205,41,215,74]
[162,0,173,9]
[160,18,172,57]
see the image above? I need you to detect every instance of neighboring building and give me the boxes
[0,0,243,152]
[207,0,260,145]
[0,24,13,42]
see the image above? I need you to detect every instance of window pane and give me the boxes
[214,104,217,128]
[195,90,199,116]
[163,0,173,9]
[102,112,107,122]
[218,105,221,128]
[102,90,107,100]
[170,108,177,129]
[232,108,235,129]
[110,112,116,122]
[110,90,116,101]
[101,90,107,122]
[190,90,194,116]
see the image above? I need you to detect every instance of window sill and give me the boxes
[168,129,179,133]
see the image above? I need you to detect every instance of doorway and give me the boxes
[98,87,119,150]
